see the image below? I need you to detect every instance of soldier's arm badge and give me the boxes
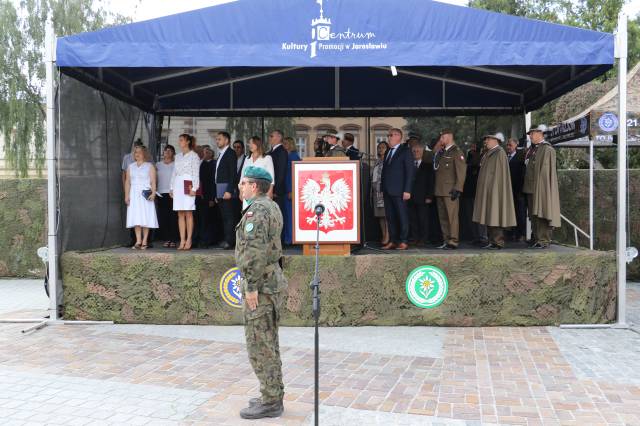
[245,222,254,233]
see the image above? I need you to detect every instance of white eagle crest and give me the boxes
[301,172,351,229]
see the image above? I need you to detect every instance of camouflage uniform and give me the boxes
[235,194,288,405]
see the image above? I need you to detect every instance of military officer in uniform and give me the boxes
[433,129,467,249]
[522,125,561,249]
[325,129,347,157]
[472,132,516,249]
[235,166,287,419]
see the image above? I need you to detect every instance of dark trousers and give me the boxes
[156,193,178,242]
[408,201,429,244]
[383,193,409,244]
[525,193,537,241]
[427,202,442,244]
[274,195,287,244]
[512,192,526,239]
[218,198,236,246]
[195,197,214,246]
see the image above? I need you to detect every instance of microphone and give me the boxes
[314,204,325,216]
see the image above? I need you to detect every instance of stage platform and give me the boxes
[61,243,617,327]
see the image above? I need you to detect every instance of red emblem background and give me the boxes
[298,170,355,233]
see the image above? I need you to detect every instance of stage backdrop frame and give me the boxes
[292,159,361,245]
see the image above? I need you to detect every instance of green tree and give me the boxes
[406,115,522,151]
[0,0,131,177]
[470,0,640,116]
[226,117,296,151]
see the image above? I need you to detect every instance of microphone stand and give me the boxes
[310,205,323,426]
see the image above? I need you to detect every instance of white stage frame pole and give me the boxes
[616,11,628,326]
[45,19,58,321]
[589,138,594,250]
[525,112,532,240]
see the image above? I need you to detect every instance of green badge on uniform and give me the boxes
[405,266,448,309]
[245,223,254,233]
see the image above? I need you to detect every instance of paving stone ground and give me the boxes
[0,280,639,425]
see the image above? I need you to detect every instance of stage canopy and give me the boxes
[56,0,615,116]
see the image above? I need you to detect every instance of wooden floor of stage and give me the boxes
[101,241,583,255]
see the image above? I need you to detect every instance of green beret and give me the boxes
[243,166,273,183]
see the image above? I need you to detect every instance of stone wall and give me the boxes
[556,170,640,280]
[61,250,616,326]
[0,179,47,277]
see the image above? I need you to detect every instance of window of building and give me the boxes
[295,134,308,158]
[374,130,389,144]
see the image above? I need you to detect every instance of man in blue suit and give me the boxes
[381,128,415,250]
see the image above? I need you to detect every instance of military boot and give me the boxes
[240,400,284,419]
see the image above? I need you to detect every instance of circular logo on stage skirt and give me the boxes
[598,112,619,132]
[405,266,448,309]
[219,267,243,308]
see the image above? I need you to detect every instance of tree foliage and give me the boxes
[226,117,296,151]
[0,0,130,177]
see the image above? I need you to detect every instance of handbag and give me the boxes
[142,189,153,200]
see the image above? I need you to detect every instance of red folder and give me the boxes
[183,180,203,196]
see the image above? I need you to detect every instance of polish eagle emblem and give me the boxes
[300,172,351,229]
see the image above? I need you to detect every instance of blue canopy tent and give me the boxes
[56,0,614,116]
[44,0,631,330]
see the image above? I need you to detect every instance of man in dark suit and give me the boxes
[342,133,361,161]
[195,146,216,248]
[233,140,246,225]
[506,138,527,241]
[381,128,415,250]
[268,129,289,244]
[408,142,435,247]
[215,131,239,249]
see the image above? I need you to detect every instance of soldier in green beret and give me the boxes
[236,166,287,419]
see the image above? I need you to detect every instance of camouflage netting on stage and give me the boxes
[0,179,47,277]
[61,250,616,326]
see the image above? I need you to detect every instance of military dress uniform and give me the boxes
[235,168,288,419]
[522,138,561,247]
[433,144,467,247]
[326,143,347,157]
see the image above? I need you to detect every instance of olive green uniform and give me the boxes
[433,144,467,246]
[522,141,561,245]
[235,195,288,404]
[326,144,347,157]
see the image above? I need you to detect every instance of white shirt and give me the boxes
[414,159,422,168]
[171,151,201,191]
[156,161,175,194]
[386,145,398,162]
[237,155,244,172]
[241,155,275,184]
[121,153,134,172]
[216,145,229,179]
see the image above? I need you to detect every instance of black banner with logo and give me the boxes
[545,115,591,145]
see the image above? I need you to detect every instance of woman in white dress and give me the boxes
[125,145,158,249]
[170,134,201,250]
[240,136,274,209]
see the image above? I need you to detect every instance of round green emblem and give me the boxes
[405,266,448,309]
[245,223,254,232]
